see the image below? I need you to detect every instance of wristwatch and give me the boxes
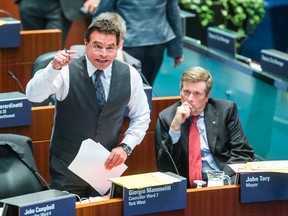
[120,143,132,156]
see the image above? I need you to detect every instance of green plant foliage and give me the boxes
[179,0,265,36]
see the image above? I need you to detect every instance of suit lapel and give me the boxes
[204,103,218,154]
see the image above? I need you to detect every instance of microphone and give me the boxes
[7,71,25,94]
[159,144,179,176]
[29,166,51,190]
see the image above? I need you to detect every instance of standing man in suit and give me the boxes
[93,0,184,85]
[15,0,100,45]
[26,19,150,198]
[156,67,254,188]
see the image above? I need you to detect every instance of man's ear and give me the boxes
[118,39,124,50]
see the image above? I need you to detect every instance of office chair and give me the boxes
[0,134,48,202]
[31,51,57,106]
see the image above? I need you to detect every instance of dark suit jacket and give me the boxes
[157,98,255,188]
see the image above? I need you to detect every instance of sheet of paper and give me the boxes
[68,138,127,195]
[247,160,288,173]
[229,161,288,173]
[76,196,108,205]
[109,172,180,189]
[0,20,8,26]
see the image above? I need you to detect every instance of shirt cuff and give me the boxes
[169,128,181,144]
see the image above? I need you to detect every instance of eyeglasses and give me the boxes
[89,43,117,54]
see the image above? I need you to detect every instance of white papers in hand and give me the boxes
[68,138,128,195]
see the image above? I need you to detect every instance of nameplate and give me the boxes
[110,172,186,216]
[0,92,32,128]
[0,17,20,48]
[240,172,288,203]
[0,189,76,216]
[260,49,288,78]
[207,27,240,57]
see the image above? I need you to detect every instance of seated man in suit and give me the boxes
[156,66,255,188]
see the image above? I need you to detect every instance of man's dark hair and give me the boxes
[85,19,121,45]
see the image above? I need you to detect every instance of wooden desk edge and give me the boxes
[20,29,62,35]
[75,185,288,216]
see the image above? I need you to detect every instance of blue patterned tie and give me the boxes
[93,70,106,109]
